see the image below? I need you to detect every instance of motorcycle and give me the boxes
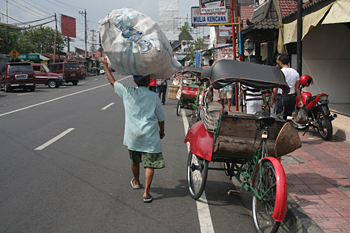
[293,75,337,140]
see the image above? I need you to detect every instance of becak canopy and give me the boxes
[202,59,290,93]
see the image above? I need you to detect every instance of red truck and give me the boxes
[31,63,65,88]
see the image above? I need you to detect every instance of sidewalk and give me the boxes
[210,91,350,232]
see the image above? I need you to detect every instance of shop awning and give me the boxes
[199,44,233,52]
[322,0,350,24]
[282,2,334,45]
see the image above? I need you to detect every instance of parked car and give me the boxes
[100,69,106,75]
[0,62,35,92]
[31,63,65,88]
[48,62,81,85]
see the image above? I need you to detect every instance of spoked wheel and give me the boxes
[187,151,209,200]
[190,108,200,124]
[316,110,332,140]
[252,161,280,233]
[176,100,181,116]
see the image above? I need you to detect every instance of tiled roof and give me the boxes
[279,0,298,16]
[240,6,255,28]
[249,18,279,30]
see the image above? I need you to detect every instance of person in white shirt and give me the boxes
[270,54,303,119]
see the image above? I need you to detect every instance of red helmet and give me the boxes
[300,75,313,87]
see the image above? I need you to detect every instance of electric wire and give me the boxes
[12,15,54,26]
[45,0,78,12]
[0,12,23,23]
[19,0,53,17]
[11,0,48,18]
[55,0,83,11]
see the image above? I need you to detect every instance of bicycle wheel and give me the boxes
[176,100,181,116]
[187,151,209,200]
[252,160,280,233]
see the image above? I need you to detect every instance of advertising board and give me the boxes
[191,7,229,27]
[199,0,226,14]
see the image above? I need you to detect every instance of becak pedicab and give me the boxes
[176,67,210,123]
[184,60,302,233]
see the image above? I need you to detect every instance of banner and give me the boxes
[200,0,226,14]
[191,7,228,27]
[283,3,333,45]
[322,0,350,24]
[61,14,76,38]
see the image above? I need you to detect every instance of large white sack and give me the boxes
[99,8,182,79]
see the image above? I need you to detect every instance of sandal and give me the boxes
[143,195,153,203]
[130,178,141,189]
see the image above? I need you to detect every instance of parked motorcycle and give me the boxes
[293,75,337,140]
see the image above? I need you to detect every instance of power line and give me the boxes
[9,0,47,18]
[19,0,53,16]
[45,0,78,12]
[0,11,23,23]
[12,15,54,26]
[55,0,83,11]
[23,19,55,29]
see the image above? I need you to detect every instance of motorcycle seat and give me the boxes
[306,96,317,104]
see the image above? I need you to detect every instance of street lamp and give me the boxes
[244,39,254,62]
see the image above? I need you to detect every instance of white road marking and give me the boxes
[79,82,85,84]
[34,128,75,150]
[93,79,98,81]
[181,109,215,233]
[18,93,33,96]
[0,75,131,117]
[101,102,114,110]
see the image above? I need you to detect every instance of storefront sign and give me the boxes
[191,7,228,27]
[199,0,226,14]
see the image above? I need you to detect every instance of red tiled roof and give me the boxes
[279,0,298,16]
[280,0,319,17]
[240,6,254,28]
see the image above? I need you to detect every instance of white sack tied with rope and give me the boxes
[99,8,182,79]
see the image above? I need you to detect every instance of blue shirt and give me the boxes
[220,85,233,91]
[114,81,166,153]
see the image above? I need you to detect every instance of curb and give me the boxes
[231,179,324,233]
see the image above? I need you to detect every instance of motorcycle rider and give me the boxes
[270,54,303,119]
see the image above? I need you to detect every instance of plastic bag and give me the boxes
[295,107,308,124]
[99,8,182,79]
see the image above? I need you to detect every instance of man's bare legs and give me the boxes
[228,98,231,112]
[220,98,225,111]
[143,167,154,199]
[221,98,232,112]
[131,163,140,188]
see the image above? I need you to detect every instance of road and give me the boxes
[0,75,256,232]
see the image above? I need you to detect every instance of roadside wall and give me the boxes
[297,23,350,104]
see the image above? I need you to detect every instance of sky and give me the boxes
[0,0,204,53]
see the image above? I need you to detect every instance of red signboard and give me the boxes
[61,14,76,38]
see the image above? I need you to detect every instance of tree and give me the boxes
[17,26,66,54]
[0,26,21,54]
[178,22,193,41]
[188,38,209,60]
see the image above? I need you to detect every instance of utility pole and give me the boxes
[54,14,57,63]
[90,29,97,57]
[6,0,8,24]
[297,0,302,75]
[79,9,87,58]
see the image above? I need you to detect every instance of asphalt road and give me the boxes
[0,75,256,232]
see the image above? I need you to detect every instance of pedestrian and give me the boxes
[231,83,239,106]
[156,78,168,105]
[239,85,268,115]
[102,57,166,203]
[219,84,233,112]
[270,54,303,119]
[149,77,156,93]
